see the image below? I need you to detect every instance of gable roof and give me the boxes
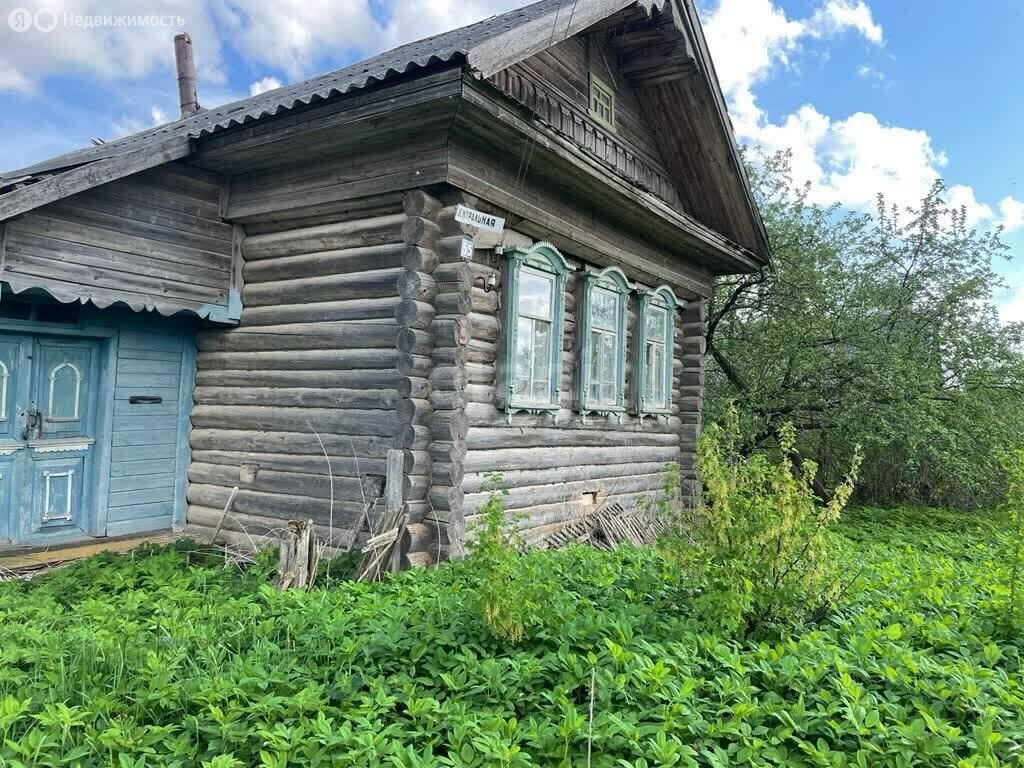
[0,0,768,262]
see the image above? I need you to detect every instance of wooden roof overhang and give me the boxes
[450,74,757,298]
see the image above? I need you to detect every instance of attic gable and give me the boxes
[488,33,687,213]
[481,1,768,261]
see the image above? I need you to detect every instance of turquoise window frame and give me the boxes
[497,242,570,414]
[577,266,630,415]
[633,285,680,416]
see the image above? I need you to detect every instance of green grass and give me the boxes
[0,507,1022,767]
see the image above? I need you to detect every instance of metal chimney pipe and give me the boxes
[174,33,200,119]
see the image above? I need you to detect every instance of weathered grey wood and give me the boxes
[0,137,192,222]
[466,427,679,449]
[463,461,669,492]
[192,449,389,478]
[243,267,404,306]
[240,297,402,326]
[466,0,644,77]
[384,447,405,502]
[193,386,402,409]
[188,483,367,524]
[195,349,406,371]
[194,368,407,389]
[244,244,406,281]
[242,215,406,259]
[189,428,397,458]
[394,300,436,330]
[0,164,236,319]
[190,462,377,501]
[464,472,665,511]
[191,404,400,436]
[277,519,319,590]
[397,271,438,302]
[196,323,405,353]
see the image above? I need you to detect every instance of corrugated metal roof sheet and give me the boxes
[0,0,563,184]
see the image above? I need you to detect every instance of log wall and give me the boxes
[185,191,422,546]
[458,246,697,546]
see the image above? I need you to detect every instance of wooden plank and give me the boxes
[0,137,192,222]
[467,0,641,77]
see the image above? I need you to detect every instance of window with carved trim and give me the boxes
[634,286,680,415]
[498,243,570,413]
[589,74,616,131]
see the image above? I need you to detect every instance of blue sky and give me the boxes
[1,0,1021,316]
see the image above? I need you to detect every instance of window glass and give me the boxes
[587,330,617,404]
[582,277,625,410]
[645,305,667,342]
[514,278,555,405]
[518,269,553,319]
[644,341,666,407]
[591,287,618,331]
[590,77,615,127]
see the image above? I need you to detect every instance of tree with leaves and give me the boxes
[707,150,1024,508]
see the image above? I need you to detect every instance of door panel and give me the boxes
[0,333,102,547]
[34,339,96,439]
[30,457,86,535]
[0,336,30,544]
[0,337,30,443]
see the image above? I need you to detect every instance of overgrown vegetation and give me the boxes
[998,450,1024,628]
[707,150,1024,509]
[2,507,1023,767]
[468,472,535,644]
[667,409,862,635]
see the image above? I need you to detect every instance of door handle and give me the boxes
[21,405,42,440]
[129,395,163,405]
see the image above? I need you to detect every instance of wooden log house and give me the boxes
[0,0,769,562]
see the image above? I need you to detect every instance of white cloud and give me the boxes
[999,282,1024,325]
[946,184,995,228]
[0,62,32,93]
[0,0,523,93]
[703,0,1020,231]
[1000,197,1024,234]
[0,1,227,93]
[111,105,171,138]
[249,76,282,96]
[856,63,888,85]
[809,0,883,44]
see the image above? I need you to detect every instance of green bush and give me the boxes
[465,472,533,644]
[998,450,1024,628]
[666,408,862,635]
[1,508,1023,766]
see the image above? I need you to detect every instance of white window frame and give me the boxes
[578,266,630,415]
[634,285,681,416]
[497,242,571,415]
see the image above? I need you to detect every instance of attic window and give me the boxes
[589,74,616,131]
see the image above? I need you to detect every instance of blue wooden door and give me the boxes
[23,338,102,543]
[0,335,31,545]
[0,334,103,547]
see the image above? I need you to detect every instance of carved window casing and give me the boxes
[634,286,680,416]
[578,266,630,415]
[498,243,570,415]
